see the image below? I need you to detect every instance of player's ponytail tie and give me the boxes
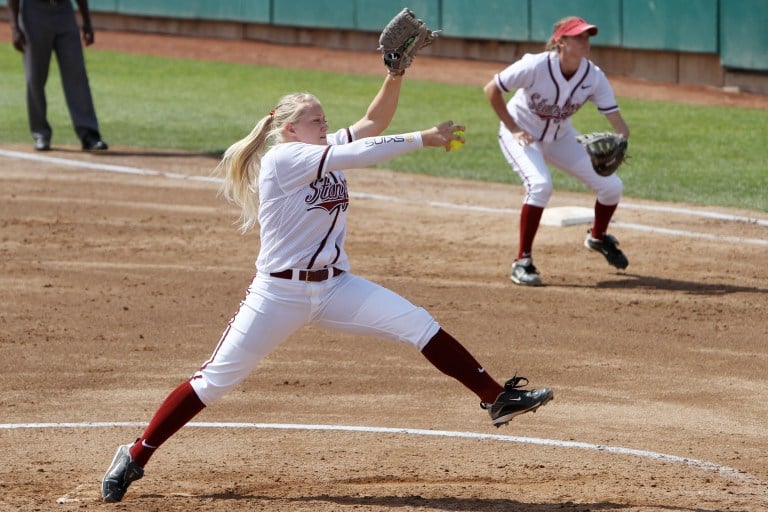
[267,105,282,123]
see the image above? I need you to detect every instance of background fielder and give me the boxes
[484,16,631,286]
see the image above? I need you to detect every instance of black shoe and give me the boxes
[481,375,554,427]
[82,134,108,151]
[33,136,50,151]
[584,231,629,269]
[101,444,144,502]
[510,258,542,286]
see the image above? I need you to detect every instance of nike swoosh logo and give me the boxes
[581,84,591,89]
[477,368,486,373]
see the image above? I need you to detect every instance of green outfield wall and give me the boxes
[2,0,766,92]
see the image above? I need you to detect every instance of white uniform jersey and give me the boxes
[256,128,354,273]
[256,127,421,273]
[493,51,619,142]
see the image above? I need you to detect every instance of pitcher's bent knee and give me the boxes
[189,372,234,406]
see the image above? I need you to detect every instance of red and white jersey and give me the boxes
[493,51,619,142]
[255,127,421,273]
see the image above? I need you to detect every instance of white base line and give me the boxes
[1,149,766,245]
[0,148,220,183]
[2,421,763,490]
[612,221,768,245]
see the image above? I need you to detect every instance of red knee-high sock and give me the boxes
[591,200,618,239]
[129,380,206,467]
[421,328,503,403]
[518,204,544,259]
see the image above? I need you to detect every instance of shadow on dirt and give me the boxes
[294,494,631,511]
[197,491,732,511]
[592,273,767,295]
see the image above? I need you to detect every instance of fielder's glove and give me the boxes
[378,7,440,76]
[576,132,629,177]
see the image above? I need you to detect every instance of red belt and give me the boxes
[269,267,344,282]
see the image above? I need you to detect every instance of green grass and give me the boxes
[1,44,767,212]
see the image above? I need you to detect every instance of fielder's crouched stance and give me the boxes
[484,16,631,287]
[101,13,552,502]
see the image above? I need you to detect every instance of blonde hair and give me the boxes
[217,92,320,232]
[545,16,581,52]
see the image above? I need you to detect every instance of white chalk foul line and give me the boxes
[2,421,762,490]
[612,221,768,245]
[0,148,220,183]
[621,202,768,227]
[1,148,766,245]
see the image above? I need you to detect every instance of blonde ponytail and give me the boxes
[217,92,320,232]
[217,116,270,232]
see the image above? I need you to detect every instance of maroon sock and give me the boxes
[518,204,544,259]
[421,328,503,403]
[129,380,206,467]
[591,200,618,239]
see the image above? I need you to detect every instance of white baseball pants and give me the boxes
[499,126,623,207]
[190,272,440,405]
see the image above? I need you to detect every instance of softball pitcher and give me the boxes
[484,16,631,286]
[101,76,553,502]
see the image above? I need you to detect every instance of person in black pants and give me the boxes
[8,0,108,151]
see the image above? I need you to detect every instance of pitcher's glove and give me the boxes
[576,132,629,176]
[378,8,440,76]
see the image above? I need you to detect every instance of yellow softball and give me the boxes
[450,129,465,151]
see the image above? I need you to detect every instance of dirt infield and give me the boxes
[1,28,767,512]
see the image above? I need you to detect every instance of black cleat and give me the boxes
[101,444,144,502]
[481,375,554,427]
[584,231,629,270]
[510,258,543,286]
[82,133,108,151]
[33,135,50,151]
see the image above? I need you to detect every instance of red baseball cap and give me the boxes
[553,17,598,41]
